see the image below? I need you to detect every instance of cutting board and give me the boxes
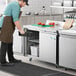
[63,19,74,30]
[32,24,54,27]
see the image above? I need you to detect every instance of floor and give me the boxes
[0,54,76,76]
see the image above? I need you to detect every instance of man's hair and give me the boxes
[24,0,29,5]
[18,0,29,5]
[23,0,28,2]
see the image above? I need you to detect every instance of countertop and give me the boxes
[23,25,59,33]
[23,21,76,36]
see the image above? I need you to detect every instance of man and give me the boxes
[0,0,29,66]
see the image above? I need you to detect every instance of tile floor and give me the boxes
[0,54,76,76]
[15,54,76,76]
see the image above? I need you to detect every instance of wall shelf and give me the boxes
[50,0,76,21]
[50,6,76,9]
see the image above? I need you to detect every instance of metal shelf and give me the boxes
[50,0,76,21]
[50,6,76,9]
[28,39,39,43]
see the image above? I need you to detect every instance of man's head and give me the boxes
[18,0,29,7]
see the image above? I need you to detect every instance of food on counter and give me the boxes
[49,22,55,25]
[49,22,52,25]
[37,22,42,25]
[38,22,55,26]
[63,19,74,30]
[37,22,45,25]
[36,22,55,27]
[52,22,55,25]
[41,23,45,25]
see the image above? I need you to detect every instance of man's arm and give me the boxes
[14,21,25,34]
[11,4,24,34]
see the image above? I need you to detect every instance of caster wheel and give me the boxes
[56,66,59,68]
[65,68,68,71]
[56,66,58,68]
[29,58,32,61]
[56,65,59,68]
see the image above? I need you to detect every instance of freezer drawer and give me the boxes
[59,35,76,69]
[39,32,56,64]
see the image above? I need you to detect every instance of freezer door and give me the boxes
[39,32,56,64]
[13,29,22,53]
[59,35,76,69]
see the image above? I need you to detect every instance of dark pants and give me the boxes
[0,42,14,63]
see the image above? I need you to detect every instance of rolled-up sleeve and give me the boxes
[11,5,20,22]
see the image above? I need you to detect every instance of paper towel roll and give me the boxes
[64,1,72,7]
[74,1,76,7]
[52,2,62,6]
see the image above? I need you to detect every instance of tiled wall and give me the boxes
[21,0,73,16]
[21,0,52,16]
[0,0,7,14]
[8,0,75,21]
[9,0,73,15]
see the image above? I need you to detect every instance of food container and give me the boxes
[25,12,31,15]
[30,45,39,57]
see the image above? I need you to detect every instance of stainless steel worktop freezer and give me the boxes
[59,29,76,70]
[20,25,60,65]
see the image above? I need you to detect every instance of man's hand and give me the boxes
[20,29,25,34]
